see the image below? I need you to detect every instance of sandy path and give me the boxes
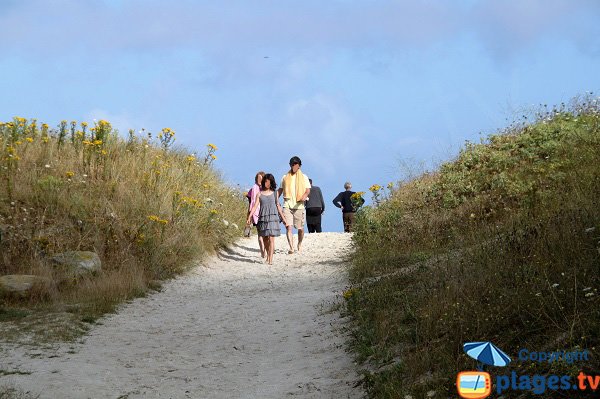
[0,233,362,398]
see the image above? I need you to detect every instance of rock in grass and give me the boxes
[0,275,51,297]
[51,251,102,277]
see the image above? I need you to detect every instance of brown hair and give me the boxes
[255,171,265,184]
[261,173,277,191]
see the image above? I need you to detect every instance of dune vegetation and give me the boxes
[0,118,245,334]
[346,96,600,398]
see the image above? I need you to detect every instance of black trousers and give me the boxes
[307,223,322,233]
[306,207,322,233]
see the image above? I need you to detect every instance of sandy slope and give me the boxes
[0,233,363,398]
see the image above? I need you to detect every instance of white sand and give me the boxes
[0,233,363,398]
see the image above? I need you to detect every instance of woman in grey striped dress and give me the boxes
[246,173,288,265]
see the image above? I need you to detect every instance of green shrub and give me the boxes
[348,96,600,398]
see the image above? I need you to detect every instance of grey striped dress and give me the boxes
[257,192,281,237]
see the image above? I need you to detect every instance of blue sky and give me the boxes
[1,0,599,231]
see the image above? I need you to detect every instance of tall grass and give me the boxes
[346,96,600,398]
[0,118,245,322]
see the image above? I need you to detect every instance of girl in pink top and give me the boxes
[246,171,265,258]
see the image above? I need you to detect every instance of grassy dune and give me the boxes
[347,97,600,398]
[0,119,245,330]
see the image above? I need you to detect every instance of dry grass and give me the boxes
[0,119,246,340]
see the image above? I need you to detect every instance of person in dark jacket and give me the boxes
[305,178,325,233]
[332,181,362,232]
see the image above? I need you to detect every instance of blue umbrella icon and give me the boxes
[463,341,511,369]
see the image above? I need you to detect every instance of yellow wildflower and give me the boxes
[207,143,217,150]
[147,215,169,224]
[343,288,358,300]
[136,233,145,244]
[25,137,34,143]
[65,171,75,178]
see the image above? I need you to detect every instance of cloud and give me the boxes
[2,1,597,52]
[265,94,365,178]
[1,0,598,86]
[470,0,600,58]
[0,1,377,52]
[1,1,591,56]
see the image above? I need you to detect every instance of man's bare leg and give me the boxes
[297,229,304,252]
[286,225,294,253]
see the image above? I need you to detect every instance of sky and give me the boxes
[1,0,599,232]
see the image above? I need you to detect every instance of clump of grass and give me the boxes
[347,95,600,398]
[0,384,39,399]
[0,308,29,322]
[0,118,246,334]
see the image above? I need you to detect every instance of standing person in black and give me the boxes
[332,181,363,232]
[305,178,325,233]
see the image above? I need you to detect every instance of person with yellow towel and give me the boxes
[278,156,311,254]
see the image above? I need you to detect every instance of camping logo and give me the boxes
[457,342,511,399]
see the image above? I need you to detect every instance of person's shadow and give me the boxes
[217,244,258,264]
[233,243,261,253]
